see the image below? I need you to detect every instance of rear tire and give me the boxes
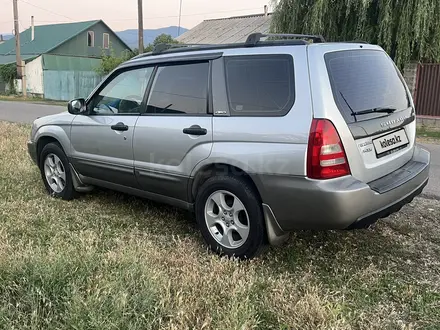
[39,142,77,200]
[195,175,266,259]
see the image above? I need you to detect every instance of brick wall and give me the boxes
[403,62,418,97]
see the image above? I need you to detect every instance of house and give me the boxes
[0,20,131,100]
[177,8,272,44]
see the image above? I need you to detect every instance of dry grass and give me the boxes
[0,121,439,329]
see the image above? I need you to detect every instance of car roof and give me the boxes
[122,42,377,69]
[121,32,378,69]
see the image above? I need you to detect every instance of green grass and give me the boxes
[417,127,440,140]
[1,121,440,329]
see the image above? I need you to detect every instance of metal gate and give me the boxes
[415,64,440,117]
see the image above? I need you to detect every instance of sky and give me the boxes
[0,0,273,35]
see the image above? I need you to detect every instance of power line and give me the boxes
[19,0,74,21]
[1,4,269,30]
[0,19,75,24]
[104,7,264,22]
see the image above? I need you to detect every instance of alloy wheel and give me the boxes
[204,190,250,249]
[44,153,66,193]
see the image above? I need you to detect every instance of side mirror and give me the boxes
[68,98,87,115]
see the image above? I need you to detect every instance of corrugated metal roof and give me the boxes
[0,54,36,65]
[0,20,99,56]
[177,13,272,44]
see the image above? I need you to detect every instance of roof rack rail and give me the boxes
[152,43,209,55]
[129,33,320,60]
[245,33,326,45]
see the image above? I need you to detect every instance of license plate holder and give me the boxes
[372,129,409,158]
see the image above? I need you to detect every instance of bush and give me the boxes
[95,49,135,76]
[95,34,180,76]
[0,64,18,94]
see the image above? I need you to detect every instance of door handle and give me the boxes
[183,125,207,136]
[111,122,129,131]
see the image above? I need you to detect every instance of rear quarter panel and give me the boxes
[192,46,313,178]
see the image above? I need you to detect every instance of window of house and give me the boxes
[90,66,154,115]
[87,31,95,47]
[103,33,110,49]
[146,62,209,115]
[224,55,295,116]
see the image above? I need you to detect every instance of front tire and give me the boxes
[195,175,266,259]
[39,142,76,200]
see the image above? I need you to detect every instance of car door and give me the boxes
[70,66,154,188]
[133,61,213,201]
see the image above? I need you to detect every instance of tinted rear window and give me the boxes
[225,55,295,116]
[325,50,409,123]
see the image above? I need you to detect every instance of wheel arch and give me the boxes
[189,162,289,246]
[189,163,263,204]
[35,126,70,166]
[36,136,62,165]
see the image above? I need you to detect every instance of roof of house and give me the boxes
[0,20,130,65]
[0,54,37,65]
[176,13,272,45]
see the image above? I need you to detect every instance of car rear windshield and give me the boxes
[325,50,410,123]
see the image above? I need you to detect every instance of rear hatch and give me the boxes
[320,47,416,183]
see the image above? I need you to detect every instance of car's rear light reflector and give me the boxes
[320,158,346,167]
[307,119,351,179]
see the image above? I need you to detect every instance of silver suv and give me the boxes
[28,33,430,259]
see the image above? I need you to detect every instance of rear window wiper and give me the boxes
[350,107,397,116]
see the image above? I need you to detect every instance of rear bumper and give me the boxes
[255,145,430,231]
[27,140,38,165]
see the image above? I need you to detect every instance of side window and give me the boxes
[224,55,295,116]
[146,62,209,115]
[103,33,110,49]
[89,66,154,115]
[87,31,95,47]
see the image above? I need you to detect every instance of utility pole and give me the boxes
[177,0,183,36]
[137,0,144,54]
[12,0,26,96]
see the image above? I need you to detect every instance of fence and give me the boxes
[43,70,102,101]
[415,63,440,117]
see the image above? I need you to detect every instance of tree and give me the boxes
[95,34,179,75]
[144,33,179,52]
[95,49,135,76]
[0,64,18,94]
[271,0,440,68]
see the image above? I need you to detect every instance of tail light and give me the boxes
[307,119,350,179]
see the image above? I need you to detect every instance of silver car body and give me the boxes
[28,42,430,244]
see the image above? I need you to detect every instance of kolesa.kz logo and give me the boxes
[379,134,402,148]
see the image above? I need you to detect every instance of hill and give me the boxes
[0,34,13,41]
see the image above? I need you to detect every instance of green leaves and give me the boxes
[271,0,440,69]
[95,49,135,76]
[146,33,179,52]
[95,34,179,75]
[0,64,17,93]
